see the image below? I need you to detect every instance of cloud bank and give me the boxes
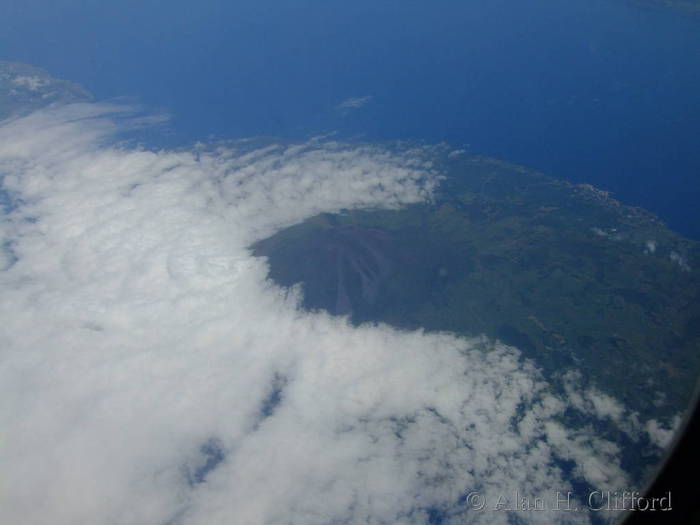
[0,104,669,525]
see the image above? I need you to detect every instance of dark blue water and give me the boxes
[2,0,699,237]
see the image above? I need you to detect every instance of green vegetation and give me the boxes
[254,153,700,423]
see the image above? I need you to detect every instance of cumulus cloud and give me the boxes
[11,75,47,91]
[559,371,683,456]
[645,415,682,449]
[0,104,672,525]
[670,251,691,272]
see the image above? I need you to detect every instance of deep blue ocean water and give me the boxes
[2,0,699,237]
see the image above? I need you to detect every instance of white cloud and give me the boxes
[560,371,683,451]
[0,104,672,525]
[645,415,682,449]
[670,251,691,272]
[336,95,373,113]
[11,75,47,91]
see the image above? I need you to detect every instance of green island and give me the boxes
[254,152,700,431]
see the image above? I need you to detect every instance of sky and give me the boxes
[1,0,699,236]
[0,103,679,525]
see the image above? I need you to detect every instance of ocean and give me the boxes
[2,0,699,236]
